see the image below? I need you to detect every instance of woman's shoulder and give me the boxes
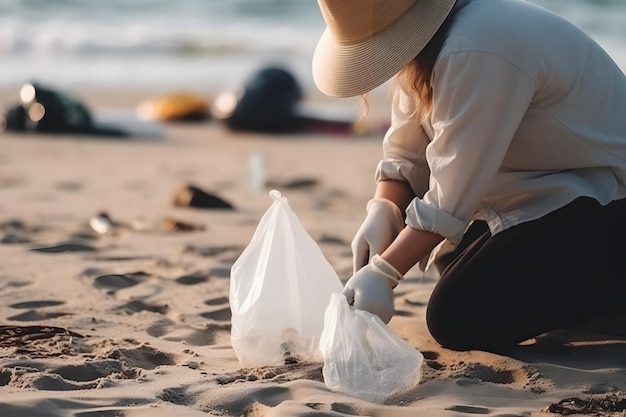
[441,0,605,72]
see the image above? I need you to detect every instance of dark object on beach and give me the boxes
[89,211,116,235]
[0,104,27,132]
[280,328,300,365]
[213,65,356,134]
[1,233,32,244]
[30,242,97,253]
[172,184,234,210]
[0,325,83,347]
[137,92,211,122]
[544,393,626,415]
[213,66,303,133]
[161,216,206,232]
[0,82,127,136]
[265,177,319,190]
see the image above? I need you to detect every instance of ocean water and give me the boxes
[0,0,625,93]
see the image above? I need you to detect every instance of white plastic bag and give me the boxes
[319,293,424,402]
[230,190,343,367]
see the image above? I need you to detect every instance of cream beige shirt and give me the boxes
[376,0,626,244]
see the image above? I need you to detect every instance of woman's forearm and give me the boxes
[382,226,444,275]
[374,179,441,274]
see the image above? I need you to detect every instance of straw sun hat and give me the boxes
[313,0,457,97]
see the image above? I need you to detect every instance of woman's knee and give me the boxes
[425,295,474,351]
[425,292,522,352]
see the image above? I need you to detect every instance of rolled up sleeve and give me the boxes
[405,50,535,244]
[375,84,431,198]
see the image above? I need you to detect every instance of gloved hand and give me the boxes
[352,198,405,273]
[343,254,404,324]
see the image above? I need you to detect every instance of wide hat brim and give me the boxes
[313,0,457,98]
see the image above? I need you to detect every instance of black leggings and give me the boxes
[426,197,626,352]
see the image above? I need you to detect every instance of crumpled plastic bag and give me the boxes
[319,293,424,402]
[230,190,343,367]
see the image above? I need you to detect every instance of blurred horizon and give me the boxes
[0,0,624,93]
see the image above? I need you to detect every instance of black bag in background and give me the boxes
[1,82,127,136]
[213,66,304,133]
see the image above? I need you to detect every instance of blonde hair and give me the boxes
[396,57,433,122]
[359,5,459,125]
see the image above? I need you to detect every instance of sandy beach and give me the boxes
[1,87,625,417]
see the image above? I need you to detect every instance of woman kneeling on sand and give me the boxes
[312,0,626,352]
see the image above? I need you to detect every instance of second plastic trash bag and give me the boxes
[319,293,424,402]
[230,190,343,367]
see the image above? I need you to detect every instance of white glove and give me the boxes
[352,198,405,273]
[342,254,404,324]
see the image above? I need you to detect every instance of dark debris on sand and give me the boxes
[0,325,84,345]
[543,391,626,415]
[0,325,85,357]
[172,184,234,210]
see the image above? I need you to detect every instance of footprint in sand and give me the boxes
[199,306,231,322]
[53,360,142,382]
[88,255,154,262]
[216,362,323,385]
[464,363,515,384]
[116,300,169,315]
[162,328,221,346]
[422,350,440,360]
[147,319,230,346]
[199,296,231,322]
[1,234,32,244]
[92,272,149,293]
[204,296,229,306]
[0,219,43,244]
[74,411,132,417]
[146,319,175,338]
[208,266,231,279]
[5,295,69,322]
[9,300,65,309]
[182,244,243,259]
[175,272,209,286]
[31,242,97,254]
[447,406,531,417]
[429,358,552,394]
[421,350,446,371]
[204,375,366,417]
[158,386,192,406]
[0,280,30,294]
[13,372,101,391]
[7,310,71,322]
[445,405,491,414]
[102,343,176,370]
[1,359,143,391]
